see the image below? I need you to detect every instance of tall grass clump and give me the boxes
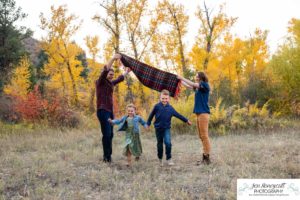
[171,96,196,134]
[209,98,287,135]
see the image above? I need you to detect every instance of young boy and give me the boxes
[147,89,192,166]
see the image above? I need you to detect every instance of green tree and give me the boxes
[0,0,32,93]
[270,18,300,115]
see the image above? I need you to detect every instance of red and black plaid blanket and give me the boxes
[120,53,181,98]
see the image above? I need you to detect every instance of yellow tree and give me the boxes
[212,33,247,104]
[190,2,237,71]
[151,33,177,72]
[85,35,101,112]
[211,28,269,104]
[40,5,84,107]
[243,29,269,78]
[219,29,269,104]
[288,18,300,44]
[4,56,31,98]
[156,0,189,76]
[122,0,161,60]
[122,0,162,108]
[93,0,124,53]
[93,0,125,110]
[239,29,270,104]
[216,34,245,83]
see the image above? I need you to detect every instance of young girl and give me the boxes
[178,72,211,165]
[108,104,148,166]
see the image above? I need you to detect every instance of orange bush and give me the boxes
[15,86,47,122]
[14,86,80,128]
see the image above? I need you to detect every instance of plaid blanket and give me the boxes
[120,53,181,98]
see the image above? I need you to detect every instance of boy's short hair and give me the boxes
[160,89,170,96]
[126,103,136,110]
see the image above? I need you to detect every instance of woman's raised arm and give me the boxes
[177,75,199,88]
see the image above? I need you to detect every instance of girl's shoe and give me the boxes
[159,159,163,167]
[167,159,175,166]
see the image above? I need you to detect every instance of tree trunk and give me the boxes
[89,87,95,113]
[66,62,79,107]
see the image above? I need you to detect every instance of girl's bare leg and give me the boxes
[126,150,132,166]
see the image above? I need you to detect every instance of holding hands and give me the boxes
[144,125,150,131]
[106,53,122,69]
[113,53,122,60]
[108,118,113,124]
[123,67,131,76]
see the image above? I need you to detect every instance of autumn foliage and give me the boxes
[1,1,300,129]
[14,86,79,127]
[15,86,46,122]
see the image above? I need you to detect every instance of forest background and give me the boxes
[1,0,300,133]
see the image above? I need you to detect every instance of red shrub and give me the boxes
[15,86,47,122]
[13,86,80,128]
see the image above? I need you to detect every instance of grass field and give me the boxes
[0,127,299,199]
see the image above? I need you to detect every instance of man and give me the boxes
[96,53,130,163]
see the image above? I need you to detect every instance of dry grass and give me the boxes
[0,127,299,200]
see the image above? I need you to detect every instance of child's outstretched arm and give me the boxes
[172,108,192,125]
[109,116,126,125]
[138,116,149,130]
[138,116,147,126]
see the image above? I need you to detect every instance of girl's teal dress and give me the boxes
[123,117,142,157]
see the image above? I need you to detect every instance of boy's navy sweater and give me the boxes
[147,102,188,129]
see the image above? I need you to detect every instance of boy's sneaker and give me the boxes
[167,159,175,166]
[159,159,163,167]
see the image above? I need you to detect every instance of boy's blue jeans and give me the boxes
[97,109,114,161]
[155,128,172,160]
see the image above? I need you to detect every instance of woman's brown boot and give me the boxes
[202,153,211,165]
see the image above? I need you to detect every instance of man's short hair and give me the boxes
[160,89,170,96]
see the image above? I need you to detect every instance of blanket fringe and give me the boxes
[174,80,181,99]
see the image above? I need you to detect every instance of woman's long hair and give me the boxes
[197,72,208,82]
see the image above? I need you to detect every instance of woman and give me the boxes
[178,72,211,165]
